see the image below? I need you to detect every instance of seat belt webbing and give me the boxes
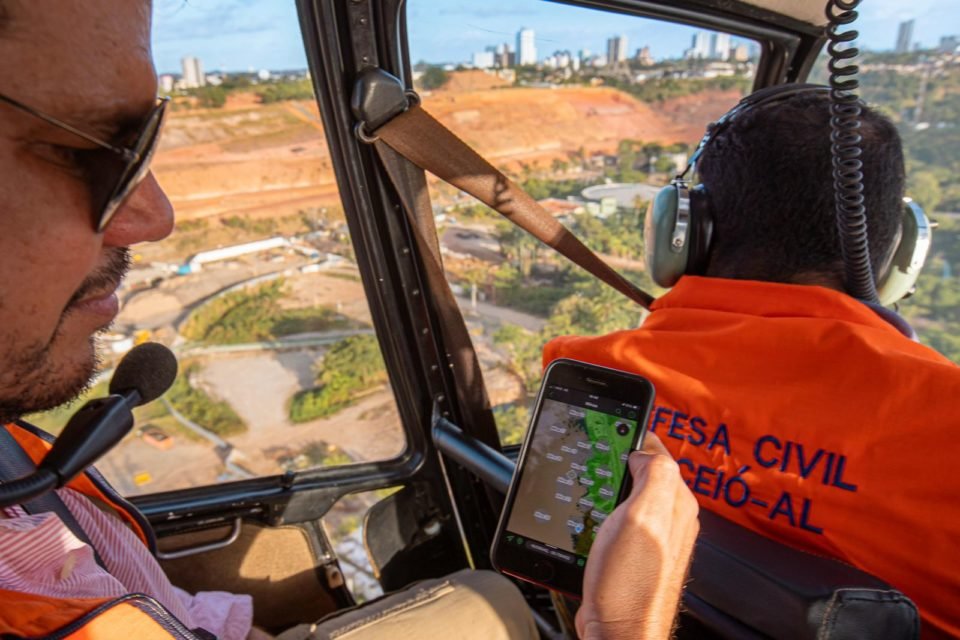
[372,105,654,309]
[374,142,502,451]
[0,425,106,568]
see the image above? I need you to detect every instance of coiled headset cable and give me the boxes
[826,0,878,303]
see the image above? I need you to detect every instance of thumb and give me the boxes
[640,431,670,456]
[626,432,674,489]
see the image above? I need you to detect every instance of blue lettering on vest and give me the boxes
[832,456,858,492]
[754,435,781,468]
[799,498,824,534]
[668,412,688,441]
[822,452,836,485]
[708,423,730,454]
[688,416,707,446]
[692,465,716,497]
[650,406,670,434]
[796,445,826,479]
[779,441,792,472]
[769,491,796,527]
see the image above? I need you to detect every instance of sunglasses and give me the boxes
[0,93,169,232]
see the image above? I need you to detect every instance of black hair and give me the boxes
[697,92,905,287]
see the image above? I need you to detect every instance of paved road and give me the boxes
[441,225,503,263]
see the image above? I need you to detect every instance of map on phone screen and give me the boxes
[505,385,640,560]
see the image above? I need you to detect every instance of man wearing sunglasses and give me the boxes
[0,2,699,639]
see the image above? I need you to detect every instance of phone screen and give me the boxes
[502,383,643,567]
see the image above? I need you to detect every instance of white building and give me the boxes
[711,32,731,60]
[184,236,291,272]
[687,32,710,59]
[181,56,205,88]
[159,74,175,94]
[472,50,495,69]
[517,28,537,65]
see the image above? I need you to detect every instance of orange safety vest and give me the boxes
[545,276,960,640]
[0,423,201,639]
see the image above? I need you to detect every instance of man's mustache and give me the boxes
[66,248,132,309]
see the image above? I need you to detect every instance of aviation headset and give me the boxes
[643,83,932,306]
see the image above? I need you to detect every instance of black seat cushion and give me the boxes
[681,509,920,640]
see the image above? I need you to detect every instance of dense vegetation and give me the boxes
[289,334,387,423]
[810,51,960,213]
[182,280,351,345]
[258,78,314,104]
[177,77,314,109]
[167,363,247,437]
[899,217,960,362]
[486,200,649,316]
[419,65,450,91]
[606,75,752,104]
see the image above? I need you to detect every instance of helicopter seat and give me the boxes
[679,508,920,639]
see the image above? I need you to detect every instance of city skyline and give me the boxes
[152,0,959,74]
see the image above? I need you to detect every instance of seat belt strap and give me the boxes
[371,104,654,309]
[374,142,502,450]
[0,425,107,569]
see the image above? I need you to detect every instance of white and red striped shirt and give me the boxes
[0,487,253,640]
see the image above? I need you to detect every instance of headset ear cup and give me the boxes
[645,183,689,288]
[686,185,714,276]
[877,199,932,306]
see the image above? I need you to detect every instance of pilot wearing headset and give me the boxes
[0,2,697,639]
[546,85,960,639]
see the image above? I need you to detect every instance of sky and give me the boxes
[152,0,960,75]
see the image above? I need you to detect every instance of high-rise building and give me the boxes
[635,46,654,67]
[606,35,629,67]
[495,43,514,68]
[939,35,959,53]
[896,20,914,54]
[710,32,731,60]
[686,32,710,59]
[732,44,749,62]
[517,28,537,66]
[181,56,205,88]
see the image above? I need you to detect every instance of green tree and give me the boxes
[258,78,314,103]
[908,171,943,213]
[167,364,247,437]
[420,66,449,90]
[289,335,387,423]
[493,325,547,394]
[193,85,228,108]
[492,404,531,446]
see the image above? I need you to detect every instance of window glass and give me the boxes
[27,1,406,496]
[810,17,960,363]
[322,488,402,603]
[407,0,756,444]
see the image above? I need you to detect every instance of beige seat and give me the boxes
[277,569,537,640]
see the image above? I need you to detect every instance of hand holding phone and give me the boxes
[576,433,700,640]
[491,358,656,597]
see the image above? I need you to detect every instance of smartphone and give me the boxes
[491,358,655,597]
